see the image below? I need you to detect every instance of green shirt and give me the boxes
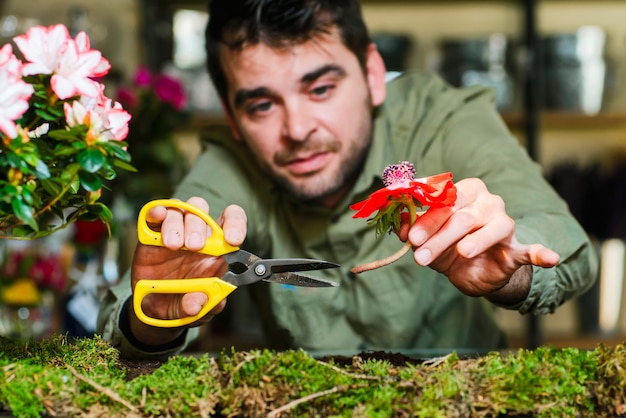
[97,72,597,358]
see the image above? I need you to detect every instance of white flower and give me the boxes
[0,44,34,138]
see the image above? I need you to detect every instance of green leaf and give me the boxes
[19,152,39,167]
[34,108,59,122]
[52,144,79,158]
[20,187,36,206]
[103,141,132,161]
[70,177,81,194]
[40,179,62,196]
[6,152,22,168]
[11,197,38,231]
[33,159,51,179]
[78,171,102,192]
[112,159,137,172]
[79,203,113,224]
[78,148,105,173]
[47,129,82,142]
[8,225,36,237]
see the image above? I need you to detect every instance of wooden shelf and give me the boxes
[184,112,626,133]
[502,112,626,131]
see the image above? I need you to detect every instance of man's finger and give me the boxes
[184,197,210,250]
[162,205,185,249]
[527,244,560,268]
[220,204,247,245]
[181,291,209,316]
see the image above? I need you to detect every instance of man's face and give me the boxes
[219,32,386,206]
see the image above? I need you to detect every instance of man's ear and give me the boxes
[221,99,242,141]
[365,43,387,107]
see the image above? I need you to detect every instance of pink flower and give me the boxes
[0,23,133,239]
[115,86,138,109]
[133,66,152,87]
[153,73,186,110]
[13,24,110,100]
[13,24,69,76]
[0,44,34,138]
[101,99,131,141]
[74,31,110,77]
[64,95,131,143]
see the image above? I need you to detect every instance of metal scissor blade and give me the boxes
[265,258,340,274]
[265,272,339,287]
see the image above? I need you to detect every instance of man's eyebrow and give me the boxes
[233,87,273,110]
[300,64,346,84]
[232,65,346,110]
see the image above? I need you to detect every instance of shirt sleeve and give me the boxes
[96,271,199,360]
[443,85,598,315]
[383,73,599,315]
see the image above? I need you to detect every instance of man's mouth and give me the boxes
[284,151,331,175]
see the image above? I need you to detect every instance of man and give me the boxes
[97,0,597,359]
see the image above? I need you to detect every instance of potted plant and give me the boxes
[0,23,133,240]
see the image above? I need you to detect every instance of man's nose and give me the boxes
[282,104,315,142]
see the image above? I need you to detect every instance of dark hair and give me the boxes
[205,0,371,104]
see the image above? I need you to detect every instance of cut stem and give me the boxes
[350,241,412,274]
[350,200,418,274]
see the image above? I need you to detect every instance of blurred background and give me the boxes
[0,0,625,352]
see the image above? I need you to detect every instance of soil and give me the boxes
[317,351,425,367]
[118,351,422,381]
[119,358,164,381]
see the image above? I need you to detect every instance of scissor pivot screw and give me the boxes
[254,264,267,276]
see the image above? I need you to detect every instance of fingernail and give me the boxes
[225,230,242,244]
[164,231,182,247]
[189,303,202,316]
[188,294,207,315]
[416,248,431,265]
[410,229,427,246]
[188,232,203,248]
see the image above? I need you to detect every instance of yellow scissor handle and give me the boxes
[134,199,240,327]
[137,199,239,256]
[134,277,238,327]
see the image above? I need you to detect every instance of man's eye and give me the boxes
[247,101,272,114]
[310,84,333,98]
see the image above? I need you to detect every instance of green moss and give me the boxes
[1,336,626,417]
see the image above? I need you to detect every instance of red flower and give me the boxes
[73,219,107,246]
[349,162,458,273]
[351,171,457,219]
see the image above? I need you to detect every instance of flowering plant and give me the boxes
[0,24,133,240]
[350,161,457,273]
[114,66,188,214]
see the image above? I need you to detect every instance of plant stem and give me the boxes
[350,241,412,273]
[351,200,418,274]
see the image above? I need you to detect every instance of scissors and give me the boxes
[134,199,340,327]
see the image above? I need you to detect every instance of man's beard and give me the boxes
[265,130,372,203]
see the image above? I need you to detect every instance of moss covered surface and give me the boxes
[1,335,625,417]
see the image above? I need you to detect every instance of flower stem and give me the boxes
[350,241,412,274]
[351,200,418,274]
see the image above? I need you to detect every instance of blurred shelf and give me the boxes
[184,112,626,133]
[185,113,227,130]
[502,112,626,132]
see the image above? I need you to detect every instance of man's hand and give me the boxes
[400,178,560,304]
[128,197,247,346]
